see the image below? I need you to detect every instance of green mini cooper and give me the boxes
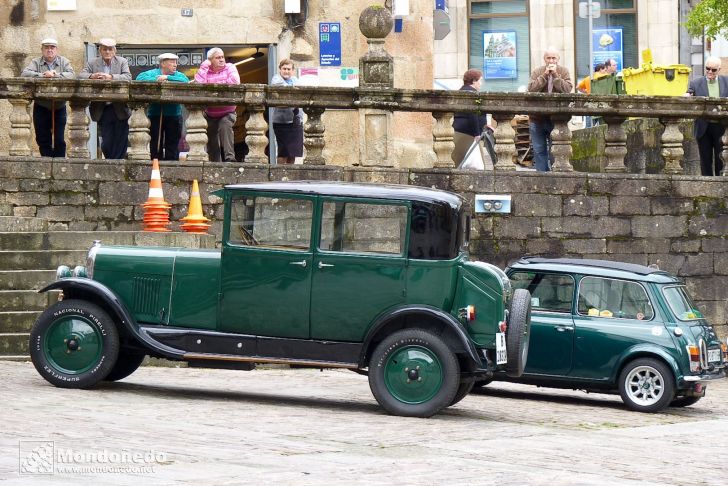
[30,182,531,417]
[478,257,727,413]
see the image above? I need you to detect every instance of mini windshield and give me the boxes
[662,285,704,321]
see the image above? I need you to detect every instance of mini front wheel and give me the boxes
[369,329,460,417]
[30,299,120,388]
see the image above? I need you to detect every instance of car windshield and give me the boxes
[662,285,704,321]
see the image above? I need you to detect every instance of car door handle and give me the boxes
[318,262,334,269]
[289,260,307,268]
[554,326,574,332]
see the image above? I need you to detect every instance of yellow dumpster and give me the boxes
[621,49,691,96]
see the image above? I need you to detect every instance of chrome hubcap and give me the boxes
[626,366,664,406]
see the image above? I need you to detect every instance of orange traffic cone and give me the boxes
[142,159,171,232]
[180,179,211,234]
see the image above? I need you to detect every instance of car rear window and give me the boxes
[510,272,574,313]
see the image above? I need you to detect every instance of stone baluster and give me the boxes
[8,99,32,156]
[492,114,517,170]
[432,112,454,168]
[184,105,208,163]
[602,116,628,173]
[660,117,684,174]
[244,107,268,165]
[550,115,574,172]
[127,103,151,160]
[67,100,90,158]
[303,107,326,165]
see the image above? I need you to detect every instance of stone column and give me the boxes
[660,117,684,174]
[492,114,517,170]
[127,103,151,160]
[184,105,208,163]
[303,107,326,165]
[8,99,32,157]
[244,108,268,165]
[67,100,90,158]
[432,112,454,168]
[550,115,573,172]
[721,122,728,176]
[602,117,628,173]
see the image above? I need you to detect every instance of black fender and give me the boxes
[359,305,483,369]
[39,278,184,360]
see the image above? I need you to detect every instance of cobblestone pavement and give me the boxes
[1,360,726,486]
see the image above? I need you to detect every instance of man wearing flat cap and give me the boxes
[21,38,75,157]
[136,53,190,161]
[79,38,132,159]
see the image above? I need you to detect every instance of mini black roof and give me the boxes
[511,257,667,276]
[223,181,464,208]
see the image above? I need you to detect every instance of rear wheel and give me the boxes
[30,299,119,388]
[369,329,460,417]
[105,350,146,382]
[618,358,675,412]
[505,288,531,377]
[670,395,702,408]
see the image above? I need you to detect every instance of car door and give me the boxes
[309,198,408,342]
[219,192,315,338]
[509,271,575,375]
[570,275,661,380]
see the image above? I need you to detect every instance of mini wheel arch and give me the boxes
[612,347,682,386]
[359,307,482,371]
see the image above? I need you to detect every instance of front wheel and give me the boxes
[30,299,120,388]
[618,358,675,413]
[505,288,531,377]
[369,329,460,417]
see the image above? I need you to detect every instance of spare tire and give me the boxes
[505,288,531,377]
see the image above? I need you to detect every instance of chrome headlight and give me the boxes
[86,240,101,279]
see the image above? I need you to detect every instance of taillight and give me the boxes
[458,305,476,322]
[721,342,728,362]
[687,344,701,373]
[498,320,507,333]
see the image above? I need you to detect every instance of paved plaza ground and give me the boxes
[1,360,726,485]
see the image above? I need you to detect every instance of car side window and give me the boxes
[229,195,312,250]
[577,276,654,320]
[320,201,407,255]
[510,272,574,313]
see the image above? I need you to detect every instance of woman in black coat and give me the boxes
[451,69,489,165]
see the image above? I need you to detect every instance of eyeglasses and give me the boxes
[706,67,719,72]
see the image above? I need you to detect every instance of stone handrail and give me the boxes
[2,77,728,174]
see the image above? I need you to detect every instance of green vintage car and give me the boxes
[477,257,727,413]
[29,182,531,417]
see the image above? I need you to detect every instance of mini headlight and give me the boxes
[86,240,101,279]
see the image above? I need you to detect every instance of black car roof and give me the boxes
[223,181,464,208]
[508,257,679,283]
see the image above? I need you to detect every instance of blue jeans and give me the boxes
[529,119,554,172]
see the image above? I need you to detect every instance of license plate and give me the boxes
[708,348,721,363]
[496,332,507,365]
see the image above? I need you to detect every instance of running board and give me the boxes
[184,353,358,369]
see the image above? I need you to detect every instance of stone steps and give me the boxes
[0,250,88,270]
[0,270,56,290]
[0,290,55,312]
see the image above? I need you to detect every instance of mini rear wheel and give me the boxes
[369,329,460,417]
[618,358,674,413]
[30,299,119,388]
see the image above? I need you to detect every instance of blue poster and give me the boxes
[483,31,517,79]
[592,28,623,71]
[319,22,341,66]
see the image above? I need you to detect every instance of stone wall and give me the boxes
[1,157,726,338]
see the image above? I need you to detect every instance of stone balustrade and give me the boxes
[2,77,728,175]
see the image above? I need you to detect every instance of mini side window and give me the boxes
[510,272,574,313]
[229,195,312,250]
[577,276,654,320]
[320,201,407,255]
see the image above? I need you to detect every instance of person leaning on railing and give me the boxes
[20,38,75,158]
[451,69,488,166]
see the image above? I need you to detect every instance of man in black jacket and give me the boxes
[687,56,728,176]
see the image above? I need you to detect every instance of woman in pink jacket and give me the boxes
[195,48,241,162]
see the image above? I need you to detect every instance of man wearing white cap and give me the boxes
[136,53,190,161]
[79,38,132,159]
[21,38,75,157]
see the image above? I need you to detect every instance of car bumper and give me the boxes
[681,368,726,384]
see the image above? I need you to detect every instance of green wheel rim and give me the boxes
[43,314,104,375]
[383,345,443,404]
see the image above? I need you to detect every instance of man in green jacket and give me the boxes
[136,53,189,160]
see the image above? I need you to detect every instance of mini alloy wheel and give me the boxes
[618,358,675,413]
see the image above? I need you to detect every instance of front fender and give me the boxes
[39,278,184,360]
[613,343,682,384]
[359,305,482,369]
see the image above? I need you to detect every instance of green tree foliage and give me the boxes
[685,0,728,38]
